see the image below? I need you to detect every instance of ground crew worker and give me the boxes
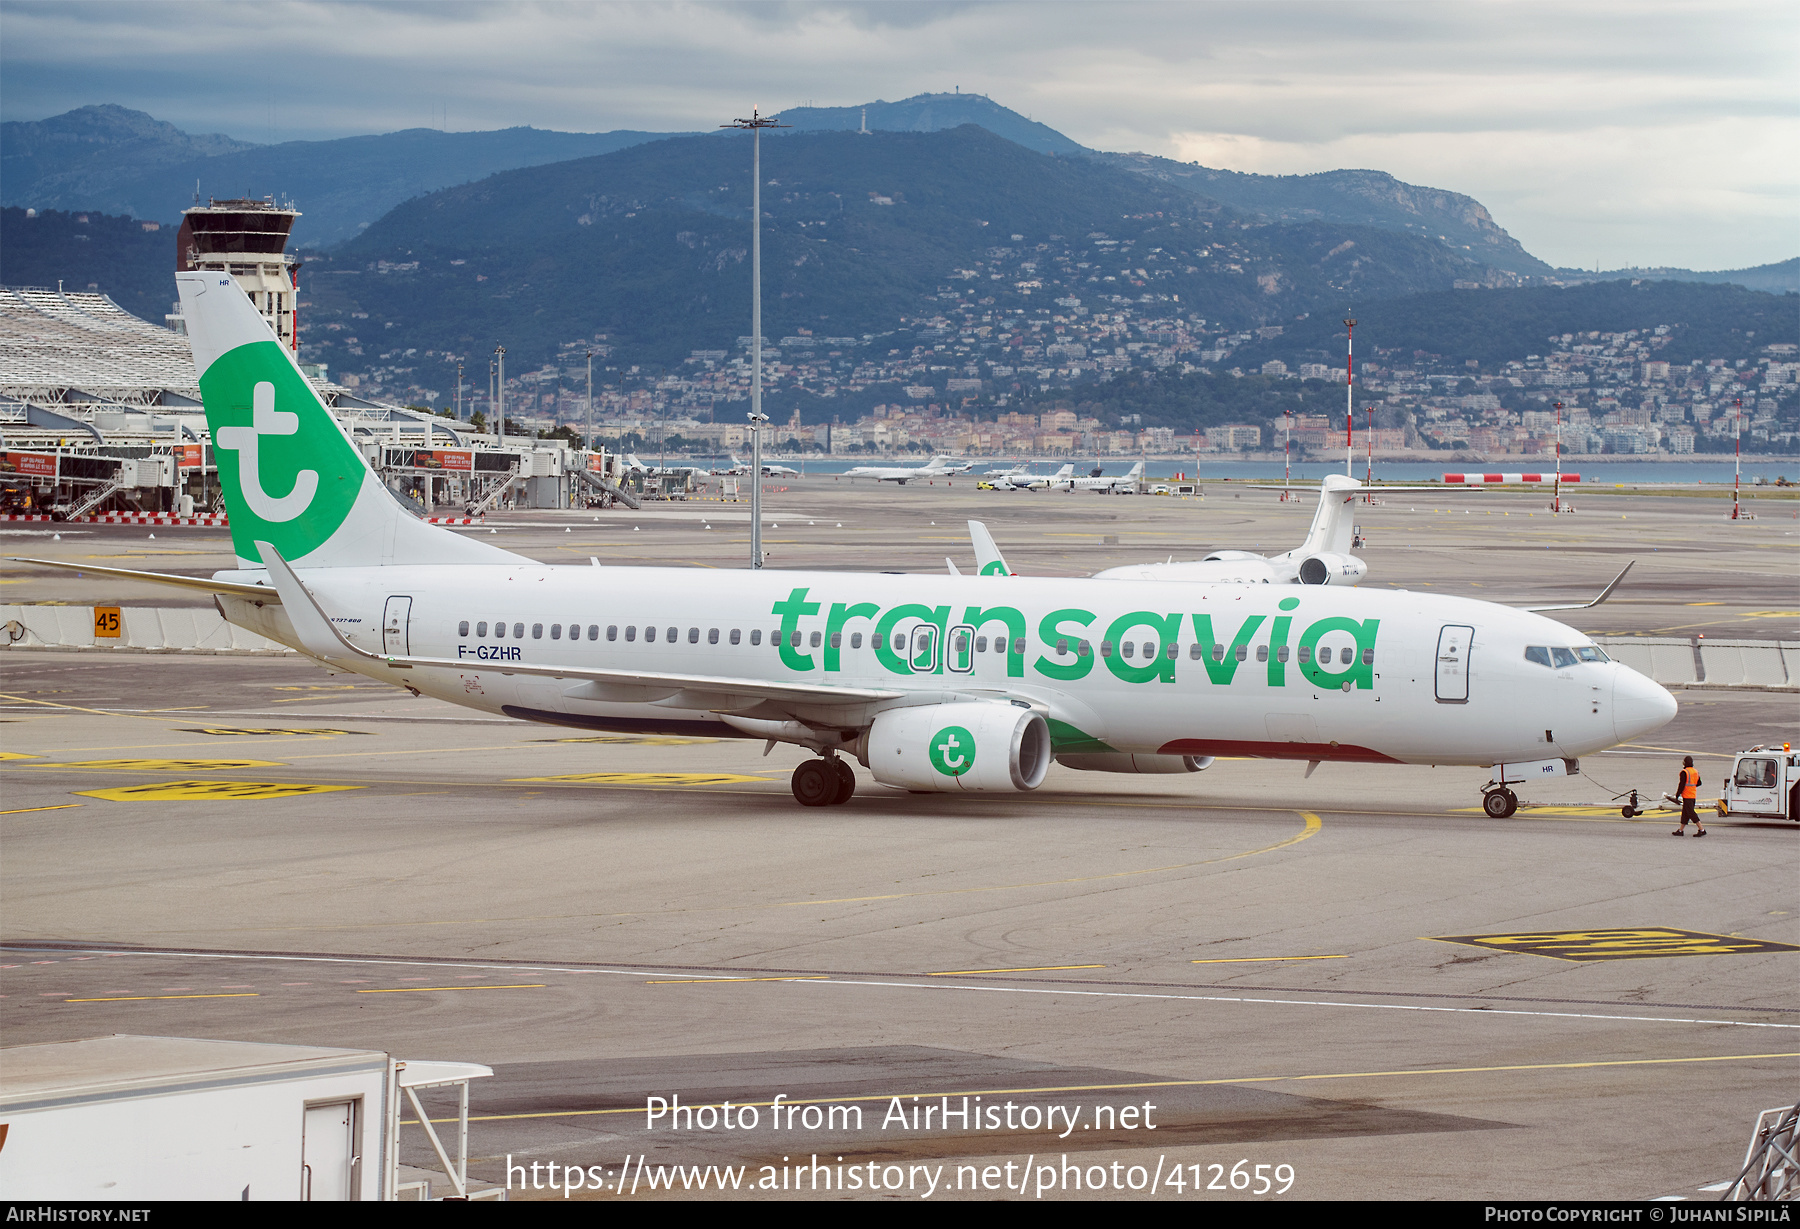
[1672,756,1706,837]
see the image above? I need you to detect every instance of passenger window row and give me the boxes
[449,620,1373,667]
[1050,639,1372,666]
[451,622,965,655]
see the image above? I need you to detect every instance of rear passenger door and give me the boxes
[382,596,412,655]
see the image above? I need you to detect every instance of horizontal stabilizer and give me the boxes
[8,556,278,602]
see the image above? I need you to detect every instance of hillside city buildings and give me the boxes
[299,230,1799,460]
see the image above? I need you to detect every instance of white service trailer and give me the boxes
[0,1034,391,1200]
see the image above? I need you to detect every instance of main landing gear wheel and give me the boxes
[1483,788,1518,819]
[791,759,838,807]
[830,757,856,805]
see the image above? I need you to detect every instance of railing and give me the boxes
[466,464,522,517]
[64,475,128,519]
[1721,1101,1798,1201]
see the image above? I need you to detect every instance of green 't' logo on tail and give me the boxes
[199,340,363,563]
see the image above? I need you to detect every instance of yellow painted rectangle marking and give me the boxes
[930,965,1106,976]
[0,803,82,815]
[65,993,260,1002]
[355,984,546,994]
[38,758,287,772]
[1429,927,1800,962]
[77,780,363,801]
[94,606,120,639]
[509,772,769,786]
[1190,955,1350,965]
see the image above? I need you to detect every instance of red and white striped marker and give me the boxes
[1443,473,1582,485]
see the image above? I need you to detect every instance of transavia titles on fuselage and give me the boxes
[13,272,1678,809]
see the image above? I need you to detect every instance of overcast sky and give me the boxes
[3,1,1793,271]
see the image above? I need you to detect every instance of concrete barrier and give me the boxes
[1,605,290,654]
[1597,637,1699,686]
[1596,636,1793,690]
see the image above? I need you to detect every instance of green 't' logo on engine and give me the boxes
[928,725,976,776]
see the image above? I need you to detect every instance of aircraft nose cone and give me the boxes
[1613,665,1678,743]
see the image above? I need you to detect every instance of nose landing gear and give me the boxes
[1481,786,1518,818]
[791,755,857,807]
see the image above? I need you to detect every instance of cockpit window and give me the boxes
[1524,647,1552,668]
[1550,647,1579,668]
[1575,646,1608,663]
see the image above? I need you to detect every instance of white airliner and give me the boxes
[721,454,800,478]
[14,274,1678,817]
[623,453,707,479]
[970,475,1636,604]
[843,455,972,483]
[999,463,1074,491]
[1052,461,1143,494]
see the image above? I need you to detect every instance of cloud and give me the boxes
[2,0,1792,268]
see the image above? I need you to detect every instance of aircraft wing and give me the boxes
[7,557,279,602]
[255,543,903,709]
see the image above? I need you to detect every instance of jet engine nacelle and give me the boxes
[1055,753,1214,774]
[1298,552,1367,586]
[860,702,1051,792]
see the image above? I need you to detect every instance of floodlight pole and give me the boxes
[455,360,463,421]
[1283,408,1291,497]
[724,106,789,568]
[1552,401,1563,513]
[1343,317,1357,478]
[495,344,506,433]
[1732,396,1743,520]
[585,350,593,454]
[1364,404,1373,496]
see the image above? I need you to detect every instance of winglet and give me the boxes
[1522,560,1635,612]
[254,540,375,662]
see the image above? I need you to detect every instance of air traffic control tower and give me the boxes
[168,198,301,351]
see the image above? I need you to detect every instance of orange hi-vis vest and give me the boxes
[1681,766,1699,799]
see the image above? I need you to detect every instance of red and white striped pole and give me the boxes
[1343,317,1356,478]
